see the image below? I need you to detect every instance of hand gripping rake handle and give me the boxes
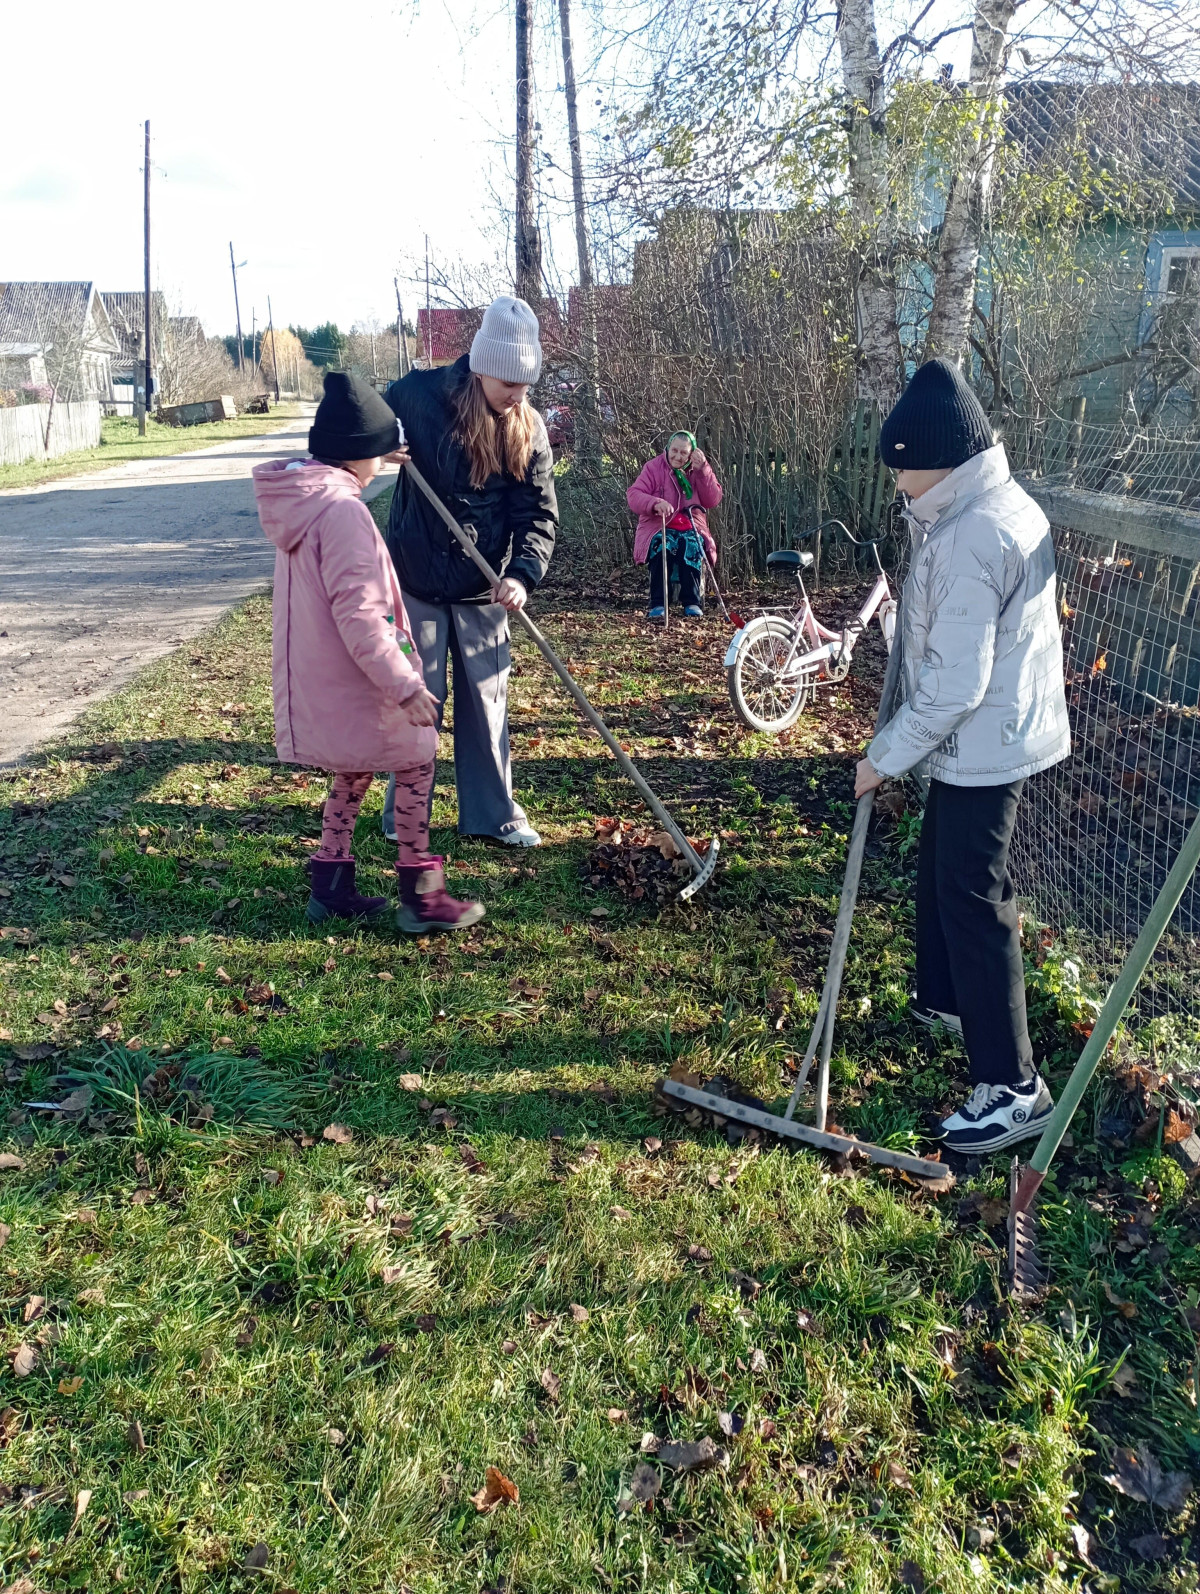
[403,461,719,899]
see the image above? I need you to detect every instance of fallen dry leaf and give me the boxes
[57,1376,83,1395]
[1128,1532,1172,1561]
[415,1314,437,1333]
[1102,1281,1138,1319]
[0,1153,26,1172]
[643,1136,663,1154]
[123,1489,150,1503]
[381,1266,407,1286]
[617,1460,662,1511]
[610,1205,632,1221]
[127,1419,146,1453]
[0,1225,11,1249]
[718,1410,745,1437]
[322,1124,353,1145]
[73,1488,92,1525]
[214,967,232,985]
[687,1243,712,1263]
[501,1339,518,1355]
[243,1541,269,1570]
[759,1417,778,1439]
[1103,1445,1192,1512]
[397,1073,423,1091]
[884,1459,913,1491]
[323,1427,346,1445]
[607,1407,627,1422]
[898,1562,925,1592]
[1109,1361,1139,1398]
[262,1169,282,1187]
[540,1367,562,1402]
[471,1465,519,1513]
[10,1344,37,1377]
[23,1295,45,1324]
[1069,1522,1097,1565]
[569,1303,590,1325]
[658,1436,722,1472]
[749,1347,768,1374]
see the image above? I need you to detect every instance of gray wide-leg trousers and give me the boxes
[394,595,529,840]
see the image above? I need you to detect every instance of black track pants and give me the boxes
[915,778,1034,1087]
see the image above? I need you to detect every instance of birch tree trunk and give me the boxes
[837,0,903,408]
[559,0,600,467]
[924,0,1018,362]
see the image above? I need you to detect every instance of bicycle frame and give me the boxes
[776,561,894,681]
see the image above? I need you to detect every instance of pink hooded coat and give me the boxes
[627,452,722,566]
[253,459,437,773]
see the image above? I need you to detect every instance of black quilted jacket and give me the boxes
[383,356,558,605]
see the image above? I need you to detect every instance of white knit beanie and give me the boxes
[469,295,543,385]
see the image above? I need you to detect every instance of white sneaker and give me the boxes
[936,1076,1054,1155]
[500,825,542,847]
[911,1003,964,1038]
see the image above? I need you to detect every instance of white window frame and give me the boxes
[1159,246,1200,301]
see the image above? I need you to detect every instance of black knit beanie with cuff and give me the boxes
[878,357,993,471]
[309,371,399,461]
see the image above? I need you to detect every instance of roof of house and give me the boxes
[0,282,120,354]
[100,291,169,361]
[1003,80,1200,211]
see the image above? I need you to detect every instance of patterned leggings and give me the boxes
[313,764,435,868]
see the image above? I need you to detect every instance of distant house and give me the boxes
[910,82,1200,427]
[414,307,484,368]
[0,282,120,402]
[101,291,169,412]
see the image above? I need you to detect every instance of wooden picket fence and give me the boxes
[0,401,102,467]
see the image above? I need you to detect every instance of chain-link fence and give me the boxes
[1008,419,1200,1058]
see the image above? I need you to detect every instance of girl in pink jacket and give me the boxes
[253,373,483,933]
[627,431,722,620]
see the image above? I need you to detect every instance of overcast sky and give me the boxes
[2,0,584,339]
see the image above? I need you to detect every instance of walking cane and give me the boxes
[402,460,720,901]
[659,510,670,631]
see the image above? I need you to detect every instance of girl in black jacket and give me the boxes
[382,296,558,846]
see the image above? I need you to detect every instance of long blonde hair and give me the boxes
[453,372,538,490]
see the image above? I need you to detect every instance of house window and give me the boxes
[1161,248,1200,302]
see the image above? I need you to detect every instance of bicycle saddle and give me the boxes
[766,549,814,571]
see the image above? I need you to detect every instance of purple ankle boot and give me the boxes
[396,858,485,933]
[306,859,389,924]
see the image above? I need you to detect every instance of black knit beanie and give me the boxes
[878,358,993,471]
[309,371,399,461]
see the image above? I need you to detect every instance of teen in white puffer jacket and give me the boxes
[867,443,1070,785]
[856,358,1070,1157]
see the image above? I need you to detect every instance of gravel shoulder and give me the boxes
[0,413,324,765]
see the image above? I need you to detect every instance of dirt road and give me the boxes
[0,412,395,766]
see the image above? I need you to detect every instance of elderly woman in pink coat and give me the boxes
[627,430,722,620]
[253,372,483,933]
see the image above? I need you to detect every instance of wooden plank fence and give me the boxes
[0,401,102,467]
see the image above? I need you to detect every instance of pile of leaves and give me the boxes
[582,817,699,907]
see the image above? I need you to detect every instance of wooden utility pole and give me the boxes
[514,0,542,304]
[394,277,409,378]
[142,119,151,434]
[267,297,281,402]
[424,236,432,367]
[251,309,258,379]
[229,243,245,372]
[558,0,599,464]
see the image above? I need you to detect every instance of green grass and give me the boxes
[0,541,1195,1589]
[0,406,303,491]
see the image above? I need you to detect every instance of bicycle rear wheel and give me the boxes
[727,616,818,733]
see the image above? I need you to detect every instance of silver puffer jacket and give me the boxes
[868,444,1070,786]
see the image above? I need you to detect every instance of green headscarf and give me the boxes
[667,431,697,500]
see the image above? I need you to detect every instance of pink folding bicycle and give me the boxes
[725,518,897,732]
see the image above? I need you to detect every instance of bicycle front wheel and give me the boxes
[727,616,817,733]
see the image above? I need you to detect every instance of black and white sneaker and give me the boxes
[910,1003,964,1038]
[936,1076,1054,1155]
